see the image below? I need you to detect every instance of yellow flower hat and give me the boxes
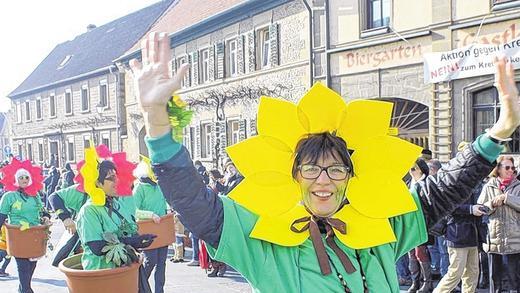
[226,83,422,249]
[80,143,106,206]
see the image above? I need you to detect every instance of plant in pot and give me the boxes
[59,232,143,293]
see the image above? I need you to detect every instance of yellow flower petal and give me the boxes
[351,136,422,179]
[80,146,105,206]
[257,97,307,152]
[226,136,294,178]
[229,178,300,217]
[334,206,396,249]
[19,221,30,231]
[297,83,347,133]
[338,99,394,150]
[250,204,310,246]
[346,176,417,218]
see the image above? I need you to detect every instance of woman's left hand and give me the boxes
[152,214,161,224]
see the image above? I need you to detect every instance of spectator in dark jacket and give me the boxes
[61,163,75,189]
[433,180,486,293]
[43,166,60,207]
[194,161,209,185]
[222,159,243,196]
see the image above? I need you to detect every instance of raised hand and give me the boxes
[129,32,189,137]
[489,56,520,139]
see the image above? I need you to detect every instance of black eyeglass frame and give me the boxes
[297,164,351,181]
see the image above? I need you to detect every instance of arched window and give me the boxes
[379,98,429,149]
[472,83,520,152]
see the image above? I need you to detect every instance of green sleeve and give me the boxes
[0,193,13,215]
[389,189,428,261]
[144,130,181,163]
[206,197,266,285]
[472,134,504,163]
[132,184,145,211]
[57,186,85,215]
[77,206,104,243]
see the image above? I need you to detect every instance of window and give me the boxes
[49,94,57,118]
[99,81,108,109]
[17,144,23,159]
[83,134,91,148]
[367,0,390,29]
[27,142,33,161]
[67,136,75,162]
[36,97,42,120]
[16,102,22,123]
[199,49,210,83]
[81,85,89,112]
[101,132,110,148]
[472,83,520,152]
[200,123,212,159]
[24,101,31,121]
[313,9,326,48]
[257,28,271,69]
[65,89,73,115]
[58,55,73,69]
[227,120,240,146]
[38,140,44,162]
[227,39,238,76]
[492,0,520,10]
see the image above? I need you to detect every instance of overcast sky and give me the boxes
[0,0,160,112]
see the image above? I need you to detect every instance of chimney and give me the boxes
[87,24,97,32]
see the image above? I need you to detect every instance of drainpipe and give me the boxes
[109,65,121,152]
[302,0,314,87]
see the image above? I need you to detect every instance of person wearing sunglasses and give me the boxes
[0,160,50,293]
[478,155,520,292]
[131,32,520,293]
[76,160,156,271]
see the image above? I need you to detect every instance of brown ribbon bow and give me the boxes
[291,215,356,276]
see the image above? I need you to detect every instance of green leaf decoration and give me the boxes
[167,95,193,142]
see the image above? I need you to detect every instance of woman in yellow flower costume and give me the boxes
[75,145,156,272]
[0,158,50,293]
[130,32,520,292]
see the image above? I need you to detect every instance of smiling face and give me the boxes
[296,151,350,217]
[498,158,515,180]
[17,175,30,188]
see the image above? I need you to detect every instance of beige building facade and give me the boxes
[321,0,520,161]
[121,0,311,166]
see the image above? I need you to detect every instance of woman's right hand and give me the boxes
[129,32,189,137]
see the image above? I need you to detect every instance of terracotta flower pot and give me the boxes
[59,253,140,293]
[137,213,175,250]
[5,223,50,258]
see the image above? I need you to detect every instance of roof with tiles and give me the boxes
[9,0,174,98]
[126,0,247,53]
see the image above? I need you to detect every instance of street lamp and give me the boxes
[96,102,105,115]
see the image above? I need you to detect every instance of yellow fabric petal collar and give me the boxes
[226,83,422,249]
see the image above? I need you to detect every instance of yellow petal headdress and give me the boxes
[226,83,422,249]
[79,142,106,206]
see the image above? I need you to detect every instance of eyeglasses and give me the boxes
[501,165,516,171]
[410,167,417,172]
[298,164,351,181]
[18,175,29,180]
[104,175,117,182]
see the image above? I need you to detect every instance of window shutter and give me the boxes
[237,35,245,75]
[246,31,256,73]
[210,122,217,158]
[171,57,177,76]
[239,119,247,141]
[195,124,201,158]
[216,120,227,157]
[191,51,199,86]
[216,42,225,79]
[250,118,257,136]
[184,55,192,87]
[269,23,279,66]
[208,46,215,82]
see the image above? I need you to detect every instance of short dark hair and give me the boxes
[292,132,354,179]
[97,160,116,183]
